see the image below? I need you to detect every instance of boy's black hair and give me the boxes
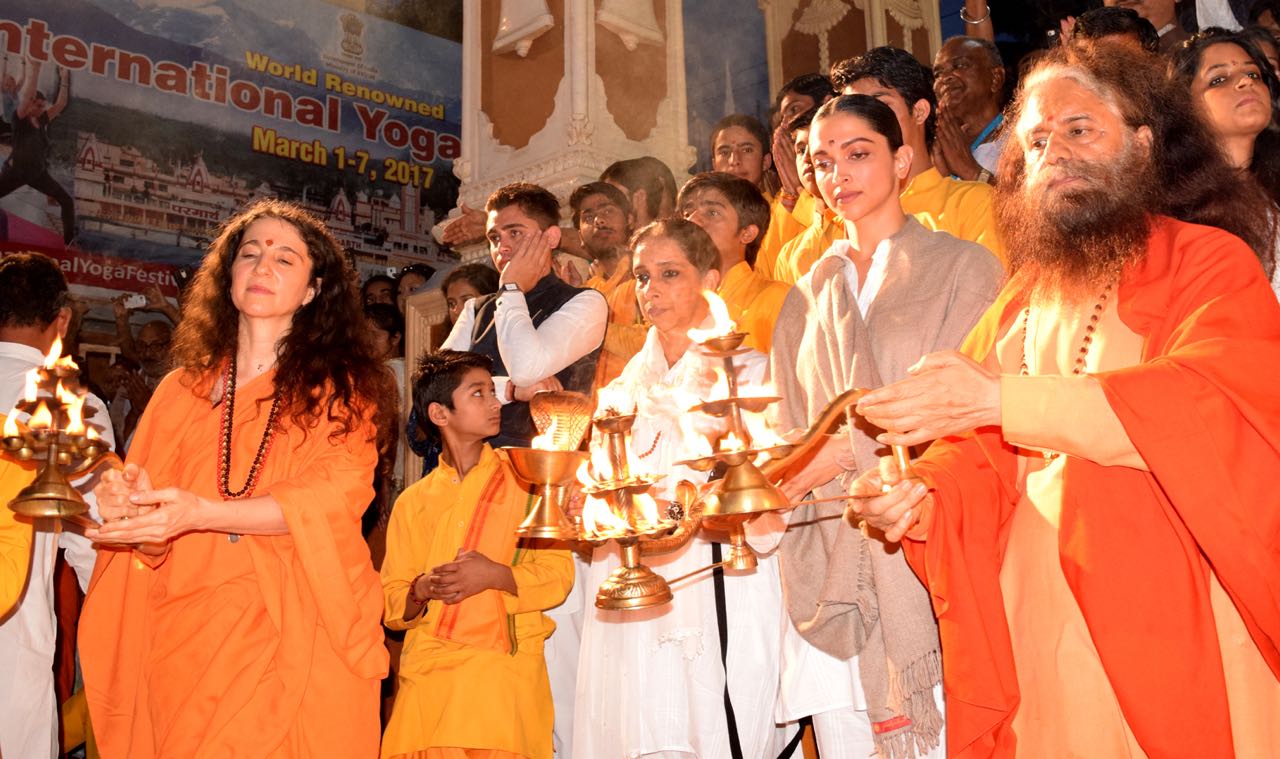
[786,105,821,138]
[485,182,562,230]
[830,47,937,147]
[600,157,677,220]
[675,172,771,267]
[364,302,404,339]
[0,251,70,328]
[1074,7,1160,53]
[568,181,633,227]
[412,350,493,441]
[775,72,836,109]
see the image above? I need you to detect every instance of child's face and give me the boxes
[438,367,502,440]
[680,187,751,264]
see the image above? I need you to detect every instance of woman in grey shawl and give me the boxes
[757,95,1003,757]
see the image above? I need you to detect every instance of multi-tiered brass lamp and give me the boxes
[2,338,119,529]
[507,292,914,610]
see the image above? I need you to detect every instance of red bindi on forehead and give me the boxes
[265,239,274,246]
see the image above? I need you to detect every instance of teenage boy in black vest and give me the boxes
[441,182,606,448]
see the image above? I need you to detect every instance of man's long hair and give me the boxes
[999,40,1276,277]
[173,199,396,453]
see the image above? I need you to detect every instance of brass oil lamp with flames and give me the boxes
[507,292,914,611]
[2,338,119,529]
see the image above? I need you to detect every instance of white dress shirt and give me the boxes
[441,285,607,402]
[0,341,113,759]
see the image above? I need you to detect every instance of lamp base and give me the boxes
[595,562,673,610]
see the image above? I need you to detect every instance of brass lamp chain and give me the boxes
[217,356,282,500]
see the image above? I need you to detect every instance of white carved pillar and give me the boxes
[441,0,694,263]
[760,0,943,93]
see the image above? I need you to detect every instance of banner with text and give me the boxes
[0,0,462,300]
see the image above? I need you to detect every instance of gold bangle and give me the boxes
[959,4,990,24]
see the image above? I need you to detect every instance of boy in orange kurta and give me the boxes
[79,371,387,758]
[381,350,572,759]
[678,173,790,354]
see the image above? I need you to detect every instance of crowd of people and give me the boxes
[2,4,1280,758]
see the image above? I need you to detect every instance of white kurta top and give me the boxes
[574,327,789,759]
[0,341,113,759]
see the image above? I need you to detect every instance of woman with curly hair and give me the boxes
[80,199,397,758]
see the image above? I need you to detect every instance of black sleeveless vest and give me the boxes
[469,273,601,447]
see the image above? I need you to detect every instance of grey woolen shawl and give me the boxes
[769,217,1004,758]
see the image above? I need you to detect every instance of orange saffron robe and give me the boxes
[589,262,647,391]
[79,371,388,758]
[904,219,1280,757]
[0,415,35,617]
[380,445,572,759]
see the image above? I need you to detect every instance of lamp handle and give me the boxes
[760,388,911,485]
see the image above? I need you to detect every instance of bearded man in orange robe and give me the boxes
[847,41,1280,758]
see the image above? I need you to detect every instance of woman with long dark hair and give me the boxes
[766,94,1003,757]
[81,199,396,758]
[1173,28,1280,292]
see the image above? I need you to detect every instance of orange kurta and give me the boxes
[755,190,812,280]
[0,416,35,616]
[592,263,647,391]
[719,261,789,355]
[80,371,388,758]
[380,446,572,759]
[904,218,1280,757]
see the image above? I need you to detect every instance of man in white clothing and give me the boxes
[0,252,113,759]
[441,182,607,448]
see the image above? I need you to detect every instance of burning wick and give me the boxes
[687,290,738,343]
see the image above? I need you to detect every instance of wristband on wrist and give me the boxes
[408,573,429,606]
[959,4,990,24]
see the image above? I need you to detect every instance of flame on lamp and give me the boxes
[22,368,39,403]
[3,413,17,438]
[720,430,748,453]
[56,381,86,435]
[676,414,713,459]
[741,410,786,449]
[42,336,62,369]
[596,387,635,417]
[41,336,78,374]
[581,494,630,539]
[631,492,662,529]
[588,440,616,483]
[708,365,730,400]
[531,418,559,450]
[29,402,53,429]
[688,290,738,342]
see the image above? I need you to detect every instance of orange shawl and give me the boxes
[905,218,1280,757]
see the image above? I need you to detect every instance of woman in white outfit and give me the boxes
[574,219,794,759]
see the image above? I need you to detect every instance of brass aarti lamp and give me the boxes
[510,292,914,610]
[507,391,592,541]
[503,390,681,610]
[2,339,119,529]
